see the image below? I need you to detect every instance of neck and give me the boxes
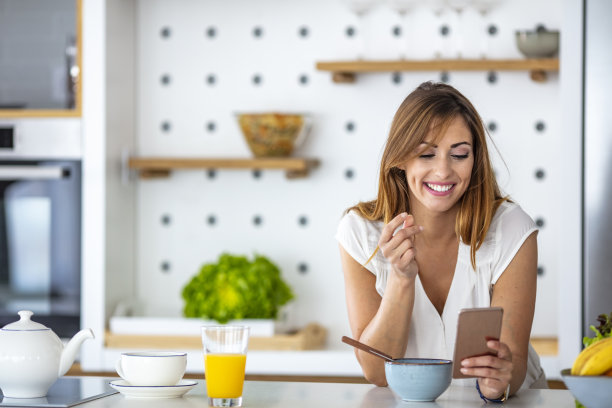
[411,204,459,246]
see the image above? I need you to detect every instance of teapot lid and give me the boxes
[1,310,49,331]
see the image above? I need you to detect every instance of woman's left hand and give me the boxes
[460,340,513,399]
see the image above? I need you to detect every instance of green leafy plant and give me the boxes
[182,253,294,324]
[582,312,612,348]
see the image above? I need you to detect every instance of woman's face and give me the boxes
[400,116,474,215]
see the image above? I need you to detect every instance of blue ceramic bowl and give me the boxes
[561,368,612,408]
[385,358,452,402]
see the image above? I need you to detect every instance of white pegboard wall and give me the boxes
[130,0,565,348]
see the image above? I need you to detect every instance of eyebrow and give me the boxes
[420,141,472,148]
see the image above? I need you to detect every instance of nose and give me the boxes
[433,156,452,179]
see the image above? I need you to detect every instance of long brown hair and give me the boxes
[349,81,507,269]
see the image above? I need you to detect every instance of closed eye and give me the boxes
[451,154,469,159]
[419,154,435,159]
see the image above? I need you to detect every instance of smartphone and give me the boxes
[452,307,504,379]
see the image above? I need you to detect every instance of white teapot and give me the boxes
[0,310,94,398]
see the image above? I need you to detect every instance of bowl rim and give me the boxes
[386,358,452,366]
[515,30,560,37]
[560,368,612,378]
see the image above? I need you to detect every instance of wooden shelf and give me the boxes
[105,323,327,351]
[316,58,560,83]
[128,157,320,179]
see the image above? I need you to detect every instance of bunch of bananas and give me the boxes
[571,336,612,376]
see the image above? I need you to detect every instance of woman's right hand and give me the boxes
[378,213,422,280]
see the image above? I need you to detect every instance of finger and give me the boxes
[460,366,511,382]
[379,213,408,244]
[387,225,422,249]
[384,239,414,264]
[487,340,512,360]
[462,354,512,370]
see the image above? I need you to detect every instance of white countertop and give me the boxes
[78,379,576,408]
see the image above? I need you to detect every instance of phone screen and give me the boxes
[452,307,503,379]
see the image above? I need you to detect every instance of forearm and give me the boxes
[356,272,416,386]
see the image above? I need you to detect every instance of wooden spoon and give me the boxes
[341,336,394,362]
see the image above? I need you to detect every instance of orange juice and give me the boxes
[205,353,247,398]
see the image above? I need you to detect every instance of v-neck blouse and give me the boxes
[336,201,545,389]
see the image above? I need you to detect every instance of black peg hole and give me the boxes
[345,168,355,179]
[440,72,450,83]
[298,215,309,227]
[160,26,171,39]
[161,121,172,132]
[345,121,356,132]
[487,71,498,84]
[488,121,497,132]
[535,218,545,228]
[299,74,309,85]
[206,215,217,226]
[160,74,171,85]
[392,72,402,84]
[206,26,217,38]
[392,25,402,37]
[535,121,546,132]
[206,121,216,133]
[346,26,356,37]
[206,74,216,85]
[253,26,264,38]
[298,263,309,275]
[440,25,450,36]
[207,169,217,179]
[537,266,545,276]
[535,168,546,180]
[161,261,171,273]
[252,74,262,86]
[161,214,171,225]
[488,24,498,36]
[253,215,263,226]
[252,169,262,179]
[298,26,309,38]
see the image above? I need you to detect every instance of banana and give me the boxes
[571,337,612,375]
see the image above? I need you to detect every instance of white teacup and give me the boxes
[115,351,187,386]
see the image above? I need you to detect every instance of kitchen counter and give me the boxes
[65,378,576,408]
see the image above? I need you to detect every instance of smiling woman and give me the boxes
[336,81,546,400]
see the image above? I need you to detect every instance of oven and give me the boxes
[0,124,81,337]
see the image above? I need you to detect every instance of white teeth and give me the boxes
[426,183,453,192]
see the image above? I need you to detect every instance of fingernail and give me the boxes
[460,368,468,373]
[418,226,424,231]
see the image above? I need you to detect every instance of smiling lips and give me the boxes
[424,182,455,196]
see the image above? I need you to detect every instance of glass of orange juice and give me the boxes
[202,325,250,407]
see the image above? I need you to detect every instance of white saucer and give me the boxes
[109,379,198,398]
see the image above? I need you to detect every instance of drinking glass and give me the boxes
[387,0,419,59]
[202,326,250,407]
[471,0,504,58]
[444,0,471,58]
[343,0,380,59]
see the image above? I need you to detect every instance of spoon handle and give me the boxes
[341,336,394,362]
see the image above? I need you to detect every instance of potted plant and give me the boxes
[181,253,294,328]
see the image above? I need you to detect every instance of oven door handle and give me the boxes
[0,165,68,180]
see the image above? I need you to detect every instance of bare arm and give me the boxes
[340,213,422,386]
[459,231,538,398]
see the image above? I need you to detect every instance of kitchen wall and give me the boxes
[122,0,565,352]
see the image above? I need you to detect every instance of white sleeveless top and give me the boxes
[336,201,546,390]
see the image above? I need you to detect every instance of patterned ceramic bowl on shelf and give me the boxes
[515,28,559,58]
[236,112,311,158]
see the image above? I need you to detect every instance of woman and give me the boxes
[336,81,546,401]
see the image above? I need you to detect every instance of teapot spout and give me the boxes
[58,328,95,377]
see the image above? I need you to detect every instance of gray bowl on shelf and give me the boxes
[515,29,560,58]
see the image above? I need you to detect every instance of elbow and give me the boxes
[362,368,388,387]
